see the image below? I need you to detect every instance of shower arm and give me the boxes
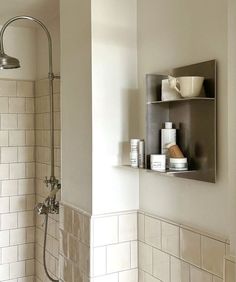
[0,16,54,75]
[0,16,60,181]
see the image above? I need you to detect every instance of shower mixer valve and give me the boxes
[35,175,61,215]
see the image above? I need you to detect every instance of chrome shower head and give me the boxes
[0,52,20,69]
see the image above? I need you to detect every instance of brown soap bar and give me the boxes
[167,143,184,158]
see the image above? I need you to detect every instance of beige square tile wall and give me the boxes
[224,256,236,282]
[59,203,90,282]
[0,79,35,282]
[35,78,61,282]
[138,211,230,282]
[59,203,236,282]
[59,203,138,282]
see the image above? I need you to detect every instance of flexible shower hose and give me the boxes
[43,214,59,282]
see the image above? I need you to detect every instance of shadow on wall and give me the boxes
[93,22,137,49]
[119,88,140,164]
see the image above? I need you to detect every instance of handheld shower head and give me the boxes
[0,52,20,69]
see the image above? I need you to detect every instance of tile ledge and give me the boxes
[60,201,92,217]
[139,209,229,244]
[91,209,138,219]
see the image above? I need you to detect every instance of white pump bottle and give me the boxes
[161,122,176,155]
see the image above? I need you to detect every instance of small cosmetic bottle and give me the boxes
[138,140,145,168]
[130,139,140,168]
[161,122,176,155]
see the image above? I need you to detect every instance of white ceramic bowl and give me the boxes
[176,76,204,98]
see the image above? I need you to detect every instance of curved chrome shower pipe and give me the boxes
[0,16,60,282]
[0,16,53,72]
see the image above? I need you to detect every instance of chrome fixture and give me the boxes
[35,176,61,214]
[0,53,20,69]
[35,185,60,215]
[0,16,60,282]
[35,177,61,215]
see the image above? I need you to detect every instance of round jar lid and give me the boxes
[165,122,173,129]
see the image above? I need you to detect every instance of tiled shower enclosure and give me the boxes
[0,78,61,282]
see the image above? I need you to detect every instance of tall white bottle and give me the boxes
[161,122,176,155]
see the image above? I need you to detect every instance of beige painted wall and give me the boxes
[228,0,236,255]
[60,0,92,213]
[91,0,139,214]
[0,25,36,80]
[138,0,228,236]
[60,1,234,243]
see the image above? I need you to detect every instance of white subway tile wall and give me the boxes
[91,211,138,281]
[0,79,35,282]
[35,78,61,282]
[59,204,138,282]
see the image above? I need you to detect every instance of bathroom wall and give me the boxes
[60,0,236,281]
[59,203,90,282]
[0,25,36,80]
[0,79,35,282]
[61,0,139,215]
[59,203,138,282]
[59,204,236,282]
[137,0,228,237]
[60,0,93,213]
[0,11,61,282]
[90,210,138,281]
[138,211,229,282]
[0,23,36,282]
[60,1,139,280]
[224,256,236,282]
[228,0,236,256]
[91,0,139,214]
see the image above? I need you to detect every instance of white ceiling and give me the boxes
[0,0,59,27]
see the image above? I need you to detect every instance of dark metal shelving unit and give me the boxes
[145,60,217,183]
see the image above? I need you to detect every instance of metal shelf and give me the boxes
[118,165,201,178]
[120,165,192,173]
[145,60,217,183]
[147,97,215,105]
